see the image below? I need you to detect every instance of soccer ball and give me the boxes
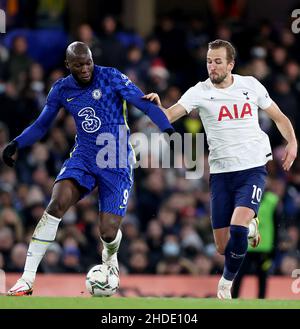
[85,264,120,297]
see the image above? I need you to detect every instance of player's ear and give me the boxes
[228,60,235,71]
[65,60,69,69]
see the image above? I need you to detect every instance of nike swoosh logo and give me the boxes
[251,200,258,205]
[119,205,126,209]
[67,97,75,102]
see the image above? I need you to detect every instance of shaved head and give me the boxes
[65,41,94,84]
[66,41,92,61]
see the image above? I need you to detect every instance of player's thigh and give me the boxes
[50,157,97,217]
[98,168,133,218]
[47,179,85,217]
[210,173,234,230]
[213,227,230,255]
[233,166,267,225]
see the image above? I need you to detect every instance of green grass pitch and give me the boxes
[0,297,300,309]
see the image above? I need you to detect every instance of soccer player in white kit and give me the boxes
[144,39,297,299]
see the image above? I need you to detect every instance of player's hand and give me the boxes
[2,140,18,167]
[282,141,297,171]
[142,93,162,107]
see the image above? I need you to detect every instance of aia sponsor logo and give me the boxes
[218,103,252,121]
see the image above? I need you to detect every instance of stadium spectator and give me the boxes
[156,234,196,275]
[7,242,27,272]
[278,253,300,276]
[0,206,23,242]
[61,245,83,273]
[7,35,32,86]
[40,242,63,273]
[97,15,125,69]
[194,252,214,275]
[26,62,46,111]
[0,226,14,269]
[76,24,103,65]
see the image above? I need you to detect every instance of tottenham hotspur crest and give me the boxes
[92,89,102,100]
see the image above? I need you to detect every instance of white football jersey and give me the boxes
[177,74,273,173]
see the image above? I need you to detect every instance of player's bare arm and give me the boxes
[264,102,298,171]
[143,93,187,123]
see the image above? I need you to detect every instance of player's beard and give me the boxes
[209,72,228,84]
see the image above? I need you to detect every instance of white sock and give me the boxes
[220,276,233,286]
[248,220,256,238]
[101,229,122,265]
[22,212,61,283]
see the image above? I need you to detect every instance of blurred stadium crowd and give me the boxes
[0,2,300,280]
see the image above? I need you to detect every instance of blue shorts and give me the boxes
[209,166,267,229]
[55,154,133,217]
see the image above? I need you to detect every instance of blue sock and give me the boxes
[223,225,249,281]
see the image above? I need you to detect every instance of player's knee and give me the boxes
[99,214,122,242]
[100,226,119,243]
[46,199,67,218]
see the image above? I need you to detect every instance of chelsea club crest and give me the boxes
[92,89,102,100]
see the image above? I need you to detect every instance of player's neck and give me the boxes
[212,73,234,89]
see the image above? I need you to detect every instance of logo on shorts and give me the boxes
[92,89,102,100]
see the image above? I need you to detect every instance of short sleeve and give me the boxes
[177,86,201,114]
[252,77,273,110]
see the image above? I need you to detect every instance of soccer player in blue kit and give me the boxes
[2,42,174,296]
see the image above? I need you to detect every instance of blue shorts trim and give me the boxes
[210,166,267,229]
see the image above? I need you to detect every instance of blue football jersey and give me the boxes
[47,65,143,166]
[14,65,173,214]
[15,65,173,169]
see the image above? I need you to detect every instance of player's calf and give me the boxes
[217,225,248,299]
